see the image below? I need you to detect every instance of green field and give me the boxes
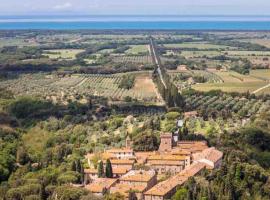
[126,45,149,54]
[43,49,85,60]
[193,81,266,93]
[250,69,270,80]
[192,70,269,94]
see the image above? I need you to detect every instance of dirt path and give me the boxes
[252,83,270,94]
[75,77,88,87]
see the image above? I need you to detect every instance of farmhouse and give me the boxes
[106,148,135,159]
[193,147,223,169]
[110,170,157,199]
[144,162,206,200]
[85,178,118,196]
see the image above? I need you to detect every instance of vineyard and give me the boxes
[112,55,153,64]
[0,73,162,105]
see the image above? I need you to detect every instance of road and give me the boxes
[149,37,167,89]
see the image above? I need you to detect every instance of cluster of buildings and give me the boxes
[83,132,223,200]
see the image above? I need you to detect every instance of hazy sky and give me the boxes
[1,0,270,15]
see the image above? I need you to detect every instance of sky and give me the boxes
[1,0,270,15]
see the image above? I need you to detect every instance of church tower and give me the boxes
[126,135,132,149]
[159,133,173,152]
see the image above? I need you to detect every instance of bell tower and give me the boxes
[159,133,173,152]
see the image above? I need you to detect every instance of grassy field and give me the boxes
[180,50,223,58]
[214,71,263,82]
[126,45,149,54]
[240,39,270,48]
[250,69,270,80]
[193,81,267,93]
[192,70,269,94]
[43,49,85,60]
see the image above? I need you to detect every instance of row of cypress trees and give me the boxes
[97,159,113,178]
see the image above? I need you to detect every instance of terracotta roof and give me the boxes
[112,167,131,174]
[147,154,187,161]
[171,149,191,155]
[177,141,208,152]
[107,148,134,154]
[85,178,118,193]
[110,184,147,196]
[184,111,198,117]
[135,151,156,157]
[120,170,156,182]
[148,160,184,166]
[144,176,187,196]
[110,159,135,165]
[194,147,223,163]
[160,132,173,138]
[144,162,205,197]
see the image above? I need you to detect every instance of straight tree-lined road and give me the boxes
[149,37,167,89]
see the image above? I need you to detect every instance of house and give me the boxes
[84,166,131,182]
[107,148,135,159]
[193,147,223,169]
[110,159,135,170]
[144,162,206,200]
[85,178,118,196]
[146,154,190,174]
[110,170,157,200]
[184,111,198,118]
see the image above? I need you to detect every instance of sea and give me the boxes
[0,15,270,30]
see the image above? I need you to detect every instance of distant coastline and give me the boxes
[0,15,270,30]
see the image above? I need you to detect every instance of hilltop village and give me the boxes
[83,131,223,200]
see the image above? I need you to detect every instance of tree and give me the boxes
[105,159,113,178]
[105,192,125,200]
[172,188,188,200]
[16,146,30,165]
[132,131,159,151]
[98,161,104,178]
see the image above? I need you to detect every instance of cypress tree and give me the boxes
[105,159,113,178]
[71,161,76,171]
[39,180,47,200]
[98,161,104,178]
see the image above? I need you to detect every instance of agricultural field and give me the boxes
[169,70,223,91]
[180,50,223,58]
[112,55,152,64]
[126,45,149,54]
[163,42,233,50]
[184,93,270,119]
[224,50,270,56]
[0,72,162,105]
[240,38,270,48]
[191,70,270,94]
[250,69,270,80]
[43,49,85,60]
[0,38,38,47]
